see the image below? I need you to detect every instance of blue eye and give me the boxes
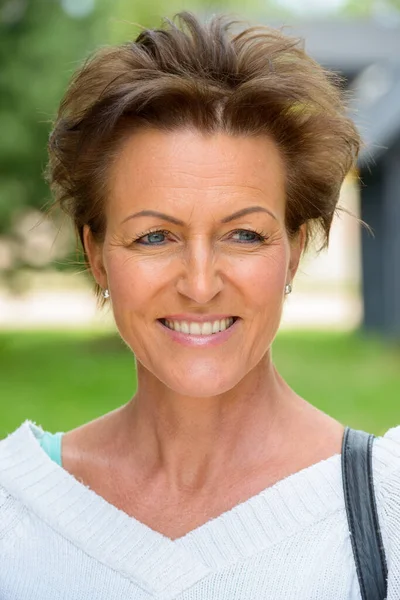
[232,229,267,243]
[136,230,168,245]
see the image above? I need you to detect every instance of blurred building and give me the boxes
[274,19,400,338]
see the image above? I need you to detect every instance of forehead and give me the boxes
[107,128,286,221]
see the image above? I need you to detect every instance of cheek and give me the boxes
[232,247,288,308]
[104,250,171,315]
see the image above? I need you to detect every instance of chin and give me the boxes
[158,363,244,398]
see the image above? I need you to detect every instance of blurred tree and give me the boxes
[343,0,400,17]
[105,0,285,43]
[0,0,108,284]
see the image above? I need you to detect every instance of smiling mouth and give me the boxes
[158,317,239,335]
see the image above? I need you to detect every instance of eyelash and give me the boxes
[131,227,270,246]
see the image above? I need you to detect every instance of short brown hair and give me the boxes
[46,12,361,300]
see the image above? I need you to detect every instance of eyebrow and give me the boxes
[121,206,277,226]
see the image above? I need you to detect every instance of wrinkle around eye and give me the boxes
[107,235,132,251]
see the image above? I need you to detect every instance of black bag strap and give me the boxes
[341,427,388,600]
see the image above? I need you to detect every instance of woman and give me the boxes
[0,12,399,599]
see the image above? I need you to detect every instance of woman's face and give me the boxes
[85,128,304,396]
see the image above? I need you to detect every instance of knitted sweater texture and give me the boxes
[1,420,400,599]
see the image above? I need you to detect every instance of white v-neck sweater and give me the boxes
[1,420,400,599]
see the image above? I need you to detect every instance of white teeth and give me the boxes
[212,320,220,333]
[163,317,235,335]
[180,322,189,334]
[189,322,202,335]
[201,322,213,335]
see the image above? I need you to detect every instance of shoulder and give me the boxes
[372,426,400,578]
[373,425,400,485]
[0,484,26,545]
[0,426,28,544]
[0,421,34,543]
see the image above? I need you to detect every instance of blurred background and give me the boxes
[0,0,399,438]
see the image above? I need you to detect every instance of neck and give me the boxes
[113,352,306,495]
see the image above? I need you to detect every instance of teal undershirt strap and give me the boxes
[36,430,64,467]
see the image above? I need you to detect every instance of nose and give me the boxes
[175,238,224,304]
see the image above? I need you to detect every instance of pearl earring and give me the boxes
[285,283,292,295]
[102,289,110,299]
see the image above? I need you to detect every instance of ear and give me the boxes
[287,223,307,283]
[83,225,108,290]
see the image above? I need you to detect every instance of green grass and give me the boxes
[0,329,399,438]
